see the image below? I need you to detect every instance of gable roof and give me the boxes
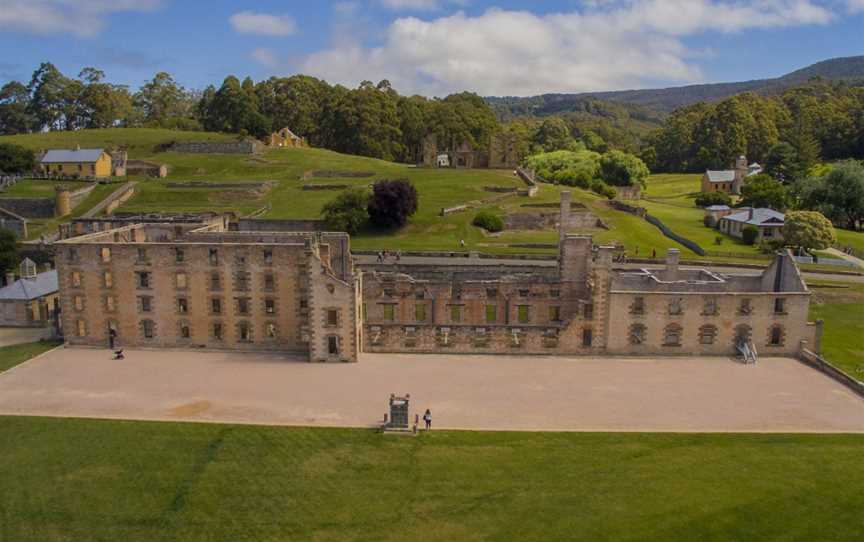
[705,205,731,211]
[41,149,106,164]
[722,208,785,226]
[705,170,736,183]
[0,270,57,301]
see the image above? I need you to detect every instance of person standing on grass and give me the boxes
[460,239,465,249]
[423,409,432,431]
[652,248,657,260]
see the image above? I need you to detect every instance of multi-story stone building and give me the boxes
[53,214,821,362]
[362,239,820,358]
[54,222,360,362]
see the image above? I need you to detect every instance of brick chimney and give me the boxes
[665,249,680,281]
[748,208,755,221]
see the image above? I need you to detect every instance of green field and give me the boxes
[810,282,864,377]
[0,416,862,541]
[0,340,61,373]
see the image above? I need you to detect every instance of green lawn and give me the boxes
[0,417,862,541]
[835,228,864,258]
[0,340,61,373]
[809,282,864,377]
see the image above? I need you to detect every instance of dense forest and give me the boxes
[1,62,863,173]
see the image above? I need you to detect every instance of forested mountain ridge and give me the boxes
[487,56,864,116]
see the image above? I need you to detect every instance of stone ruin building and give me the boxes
[421,132,522,169]
[53,210,820,362]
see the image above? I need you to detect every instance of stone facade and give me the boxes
[53,214,818,363]
[170,140,264,155]
[54,223,360,362]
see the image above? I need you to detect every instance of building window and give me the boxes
[105,296,116,312]
[211,298,222,314]
[629,324,646,345]
[264,274,275,291]
[663,324,682,347]
[486,288,498,298]
[139,296,152,313]
[176,272,187,289]
[265,299,276,315]
[237,298,250,315]
[581,328,592,347]
[383,304,395,322]
[104,271,113,288]
[768,325,784,346]
[264,249,273,264]
[266,323,277,338]
[238,322,251,342]
[774,298,786,315]
[300,298,308,310]
[327,336,339,355]
[209,248,219,265]
[550,289,560,298]
[67,248,79,262]
[450,305,462,323]
[518,289,529,298]
[549,306,561,322]
[415,304,426,322]
[210,272,221,291]
[136,272,150,289]
[177,298,188,314]
[100,247,111,263]
[699,325,717,345]
[234,271,249,291]
[73,296,84,311]
[631,297,645,315]
[362,303,367,322]
[517,305,530,324]
[213,323,223,341]
[142,320,155,339]
[668,298,683,316]
[71,271,82,287]
[175,248,185,263]
[583,304,594,320]
[485,304,497,323]
[180,323,191,339]
[703,297,718,316]
[235,253,247,266]
[738,298,752,315]
[137,248,147,263]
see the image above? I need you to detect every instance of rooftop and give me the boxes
[0,270,58,301]
[41,149,106,164]
[705,170,736,183]
[722,208,785,226]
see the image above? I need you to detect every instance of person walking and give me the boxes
[459,239,466,249]
[423,409,432,431]
[651,248,657,260]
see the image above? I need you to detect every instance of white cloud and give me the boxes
[300,1,839,96]
[0,0,163,37]
[847,0,864,12]
[229,11,297,36]
[251,48,279,68]
[379,0,468,11]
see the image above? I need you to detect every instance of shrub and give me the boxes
[598,150,650,187]
[0,143,35,174]
[367,179,419,229]
[590,180,617,199]
[783,210,837,252]
[758,239,786,254]
[714,235,724,246]
[321,189,370,234]
[472,211,504,232]
[703,215,717,228]
[742,226,759,245]
[694,191,732,208]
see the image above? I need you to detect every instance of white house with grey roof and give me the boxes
[0,258,59,327]
[719,208,785,241]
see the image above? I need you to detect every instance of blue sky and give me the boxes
[0,0,862,96]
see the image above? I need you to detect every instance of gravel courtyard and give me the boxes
[1,346,862,432]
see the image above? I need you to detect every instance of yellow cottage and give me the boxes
[40,147,113,178]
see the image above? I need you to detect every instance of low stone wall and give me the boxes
[483,186,518,194]
[306,170,375,179]
[82,182,136,218]
[126,160,167,178]
[302,184,349,191]
[235,218,327,232]
[614,185,642,200]
[516,167,537,187]
[441,205,469,217]
[69,183,97,208]
[166,181,271,189]
[171,140,263,154]
[0,198,55,218]
[609,199,647,217]
[799,348,864,399]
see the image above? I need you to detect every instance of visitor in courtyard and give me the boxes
[423,409,432,431]
[652,248,657,260]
